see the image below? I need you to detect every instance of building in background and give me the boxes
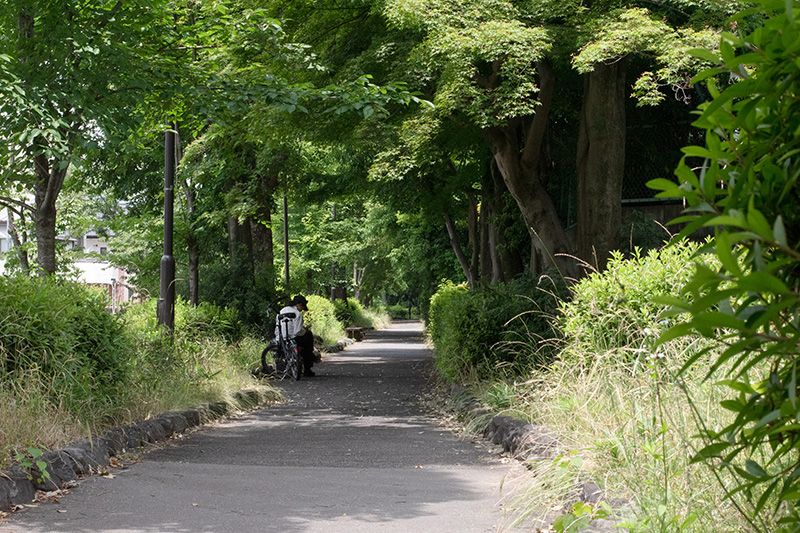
[75,259,133,313]
[0,209,136,312]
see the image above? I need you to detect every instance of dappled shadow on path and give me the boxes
[7,321,508,533]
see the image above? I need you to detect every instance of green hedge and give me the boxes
[333,298,372,328]
[304,295,347,345]
[0,276,131,411]
[428,273,568,381]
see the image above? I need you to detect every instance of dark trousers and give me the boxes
[295,330,314,371]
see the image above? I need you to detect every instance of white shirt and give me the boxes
[275,305,306,339]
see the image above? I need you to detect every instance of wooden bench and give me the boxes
[345,327,365,341]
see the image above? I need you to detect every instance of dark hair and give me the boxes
[292,295,308,306]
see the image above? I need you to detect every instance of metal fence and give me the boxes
[551,121,699,228]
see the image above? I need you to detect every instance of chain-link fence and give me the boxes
[623,121,703,202]
[550,121,699,228]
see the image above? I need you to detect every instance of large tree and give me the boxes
[383,0,738,275]
[0,1,204,275]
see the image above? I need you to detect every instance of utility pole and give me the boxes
[283,194,290,288]
[158,123,176,333]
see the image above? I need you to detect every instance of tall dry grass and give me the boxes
[1,291,277,469]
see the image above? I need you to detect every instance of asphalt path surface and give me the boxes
[4,321,524,532]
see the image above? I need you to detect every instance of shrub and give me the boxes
[363,305,392,329]
[176,300,242,341]
[304,295,347,345]
[0,275,131,413]
[0,281,274,468]
[650,2,800,527]
[198,261,278,328]
[386,303,421,320]
[333,298,368,328]
[333,298,392,329]
[428,273,568,381]
[558,241,702,361]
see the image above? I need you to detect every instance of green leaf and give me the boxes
[715,380,755,394]
[773,216,788,246]
[655,322,695,346]
[682,145,713,159]
[651,295,691,309]
[745,459,768,479]
[746,207,774,241]
[646,178,680,193]
[715,233,742,276]
[688,48,721,63]
[753,409,782,430]
[707,215,747,228]
[738,272,789,294]
[690,311,745,331]
[720,399,744,412]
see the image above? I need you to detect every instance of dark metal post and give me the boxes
[283,194,290,288]
[158,123,176,332]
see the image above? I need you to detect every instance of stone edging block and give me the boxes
[448,383,631,530]
[0,388,272,512]
[321,338,354,354]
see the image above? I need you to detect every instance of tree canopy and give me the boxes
[0,0,754,324]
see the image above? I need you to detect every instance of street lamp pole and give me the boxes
[283,194,289,288]
[158,122,176,332]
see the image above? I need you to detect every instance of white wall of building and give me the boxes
[0,211,136,310]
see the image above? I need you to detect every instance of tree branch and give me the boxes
[444,213,474,289]
[520,58,555,171]
[0,196,34,214]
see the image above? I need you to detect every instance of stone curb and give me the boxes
[320,338,355,354]
[0,388,272,512]
[449,384,631,532]
[449,384,562,461]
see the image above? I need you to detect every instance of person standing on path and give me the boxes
[277,294,316,377]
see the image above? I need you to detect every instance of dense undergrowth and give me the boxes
[428,272,569,381]
[426,241,755,531]
[0,277,387,469]
[426,5,800,528]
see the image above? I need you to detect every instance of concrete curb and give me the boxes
[321,338,355,354]
[0,388,276,512]
[449,384,562,461]
[448,384,631,532]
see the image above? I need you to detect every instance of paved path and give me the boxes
[4,321,523,532]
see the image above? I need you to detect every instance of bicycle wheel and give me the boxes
[260,346,274,375]
[270,345,289,380]
[286,340,301,381]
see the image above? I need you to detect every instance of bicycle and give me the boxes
[261,304,303,381]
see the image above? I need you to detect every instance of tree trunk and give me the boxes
[33,153,68,276]
[486,59,576,278]
[576,60,628,272]
[187,231,199,305]
[253,151,284,278]
[490,163,525,281]
[227,215,254,279]
[8,210,30,274]
[251,203,274,274]
[353,260,365,302]
[177,129,200,306]
[466,191,480,284]
[479,197,493,285]
[481,162,502,283]
[444,213,475,289]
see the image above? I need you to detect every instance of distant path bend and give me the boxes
[7,321,523,533]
